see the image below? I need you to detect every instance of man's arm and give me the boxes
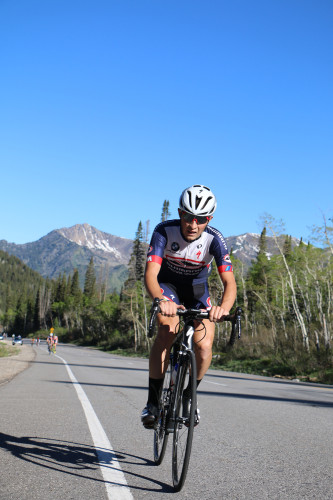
[220,271,237,311]
[144,261,164,300]
[144,261,183,316]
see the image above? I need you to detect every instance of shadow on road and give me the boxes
[48,379,333,408]
[0,433,174,493]
[196,389,333,408]
[29,357,150,373]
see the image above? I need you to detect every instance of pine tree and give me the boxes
[33,289,41,331]
[133,221,145,281]
[249,227,269,287]
[71,269,82,304]
[258,227,267,256]
[84,258,96,298]
[283,235,292,259]
[55,273,67,302]
[161,200,171,222]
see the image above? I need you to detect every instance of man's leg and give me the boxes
[193,319,215,380]
[149,317,178,378]
[141,316,178,428]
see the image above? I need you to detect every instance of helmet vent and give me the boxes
[187,190,193,208]
[195,196,202,209]
[201,196,213,210]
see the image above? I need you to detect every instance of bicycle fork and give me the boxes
[169,323,195,429]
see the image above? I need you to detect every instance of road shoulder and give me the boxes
[0,340,36,386]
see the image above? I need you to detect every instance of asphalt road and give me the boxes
[0,343,332,500]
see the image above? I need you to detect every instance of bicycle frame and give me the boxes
[167,320,196,428]
[181,320,195,350]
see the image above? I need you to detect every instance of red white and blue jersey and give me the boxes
[146,219,233,284]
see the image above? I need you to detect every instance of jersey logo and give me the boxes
[224,253,232,263]
[196,251,201,258]
[171,242,180,252]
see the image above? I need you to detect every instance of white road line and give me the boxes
[55,353,134,500]
[204,380,227,387]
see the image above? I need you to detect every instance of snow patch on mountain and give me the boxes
[58,224,123,259]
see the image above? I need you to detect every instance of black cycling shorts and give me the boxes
[159,281,212,310]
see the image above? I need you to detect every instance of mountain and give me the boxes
[0,224,302,292]
[0,224,133,293]
[226,232,302,268]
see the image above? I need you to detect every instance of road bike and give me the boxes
[48,343,57,354]
[148,299,242,491]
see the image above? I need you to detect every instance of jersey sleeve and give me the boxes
[146,223,167,265]
[209,229,233,273]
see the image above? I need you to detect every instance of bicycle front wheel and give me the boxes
[154,361,171,464]
[172,349,197,491]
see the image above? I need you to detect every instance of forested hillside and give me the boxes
[1,213,332,383]
[0,250,46,332]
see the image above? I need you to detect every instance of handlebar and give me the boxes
[148,298,242,345]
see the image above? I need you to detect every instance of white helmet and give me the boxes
[179,185,217,216]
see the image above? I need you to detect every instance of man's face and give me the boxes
[178,209,211,241]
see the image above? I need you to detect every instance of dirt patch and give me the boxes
[0,340,36,386]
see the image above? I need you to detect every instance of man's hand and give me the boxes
[159,300,185,317]
[208,305,229,323]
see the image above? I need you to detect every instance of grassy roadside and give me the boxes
[210,351,333,385]
[90,345,333,385]
[0,341,20,358]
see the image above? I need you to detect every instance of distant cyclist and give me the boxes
[141,184,237,428]
[47,330,58,353]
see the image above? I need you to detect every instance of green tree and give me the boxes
[33,289,41,331]
[161,200,171,221]
[133,221,145,281]
[71,269,81,299]
[84,258,96,298]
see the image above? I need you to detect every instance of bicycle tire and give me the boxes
[172,349,197,491]
[153,361,171,464]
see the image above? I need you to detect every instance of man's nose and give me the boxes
[189,219,198,228]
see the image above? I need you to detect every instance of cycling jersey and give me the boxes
[146,219,233,285]
[47,335,58,344]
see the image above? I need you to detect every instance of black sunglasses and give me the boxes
[180,211,212,225]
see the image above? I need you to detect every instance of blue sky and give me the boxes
[1,0,332,245]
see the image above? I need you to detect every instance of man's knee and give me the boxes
[195,340,213,361]
[153,324,175,349]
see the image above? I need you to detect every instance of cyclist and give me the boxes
[47,331,58,353]
[47,332,53,353]
[141,184,237,428]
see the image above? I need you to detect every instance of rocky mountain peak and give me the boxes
[57,224,131,262]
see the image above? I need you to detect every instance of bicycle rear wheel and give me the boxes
[172,349,197,491]
[154,360,171,464]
